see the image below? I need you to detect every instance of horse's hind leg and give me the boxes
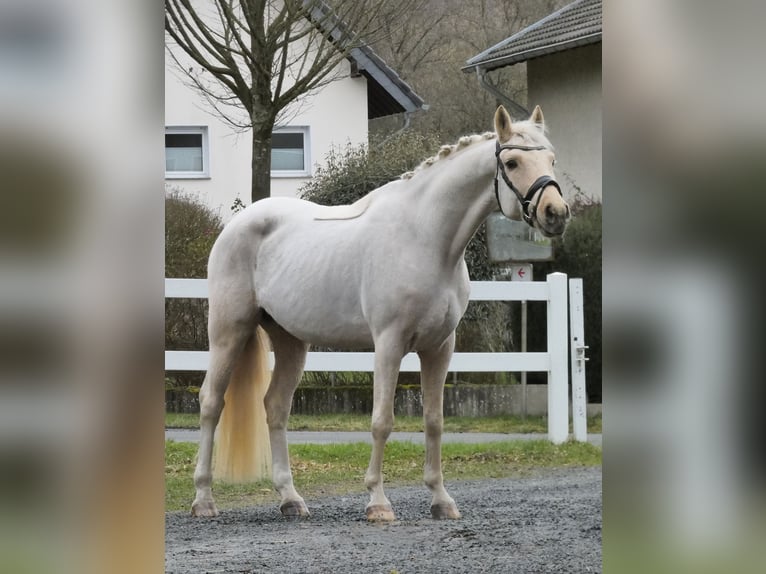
[191,317,253,517]
[262,320,310,518]
[419,332,461,519]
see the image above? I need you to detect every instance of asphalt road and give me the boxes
[166,429,602,447]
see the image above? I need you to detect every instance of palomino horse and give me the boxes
[191,105,570,521]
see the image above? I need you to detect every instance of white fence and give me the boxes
[165,272,587,443]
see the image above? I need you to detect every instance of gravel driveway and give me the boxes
[166,466,601,573]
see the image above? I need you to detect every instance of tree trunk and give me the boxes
[251,125,273,204]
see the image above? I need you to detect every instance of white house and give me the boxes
[463,0,602,202]
[165,21,425,219]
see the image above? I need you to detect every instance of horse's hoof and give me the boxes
[191,499,219,517]
[280,500,310,519]
[366,504,396,522]
[430,502,461,520]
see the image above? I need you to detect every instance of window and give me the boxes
[271,127,310,177]
[165,127,209,178]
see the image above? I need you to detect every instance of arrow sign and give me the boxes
[511,264,532,282]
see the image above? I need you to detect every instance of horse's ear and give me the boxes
[494,105,513,141]
[530,105,545,127]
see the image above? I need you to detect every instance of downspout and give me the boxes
[375,110,414,148]
[476,67,529,120]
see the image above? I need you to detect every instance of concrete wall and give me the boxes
[167,385,549,416]
[166,384,602,419]
[527,43,602,201]
[292,384,551,417]
[165,55,369,219]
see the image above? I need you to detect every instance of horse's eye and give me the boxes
[552,159,556,167]
[505,159,518,170]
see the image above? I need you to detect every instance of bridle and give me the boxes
[494,140,563,226]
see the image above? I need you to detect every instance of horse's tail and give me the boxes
[213,326,272,483]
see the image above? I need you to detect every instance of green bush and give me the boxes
[299,131,443,204]
[165,189,223,409]
[165,189,222,278]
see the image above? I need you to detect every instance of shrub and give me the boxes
[165,189,223,409]
[300,131,443,204]
[165,189,222,278]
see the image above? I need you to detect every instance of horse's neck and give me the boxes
[410,140,497,265]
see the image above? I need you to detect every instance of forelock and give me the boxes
[508,120,553,150]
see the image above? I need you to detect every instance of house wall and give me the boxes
[165,57,369,219]
[527,43,602,201]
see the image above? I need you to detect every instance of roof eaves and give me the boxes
[462,32,601,72]
[304,1,425,116]
[349,46,425,113]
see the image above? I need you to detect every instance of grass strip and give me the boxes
[166,412,602,434]
[166,439,601,512]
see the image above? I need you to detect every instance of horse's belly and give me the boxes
[286,322,373,349]
[254,234,373,347]
[267,302,373,348]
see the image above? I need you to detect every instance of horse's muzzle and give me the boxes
[538,201,570,237]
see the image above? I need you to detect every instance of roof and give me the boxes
[305,1,426,119]
[348,46,426,119]
[463,0,601,72]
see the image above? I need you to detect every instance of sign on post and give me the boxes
[486,214,553,263]
[512,263,532,418]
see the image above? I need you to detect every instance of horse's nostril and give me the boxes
[545,204,556,219]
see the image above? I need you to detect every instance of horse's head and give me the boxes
[493,105,570,237]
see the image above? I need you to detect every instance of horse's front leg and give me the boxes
[418,332,461,519]
[365,334,405,522]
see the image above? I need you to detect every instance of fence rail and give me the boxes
[165,273,586,443]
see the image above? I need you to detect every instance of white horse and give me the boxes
[191,105,570,521]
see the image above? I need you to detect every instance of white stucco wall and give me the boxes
[165,57,369,220]
[527,43,602,201]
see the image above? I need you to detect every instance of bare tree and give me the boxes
[369,0,567,139]
[165,0,417,203]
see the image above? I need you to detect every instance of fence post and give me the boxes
[546,272,569,444]
[569,278,588,442]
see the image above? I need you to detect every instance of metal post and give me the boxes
[569,278,588,442]
[546,272,569,444]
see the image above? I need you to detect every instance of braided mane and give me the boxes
[400,121,552,181]
[400,133,494,180]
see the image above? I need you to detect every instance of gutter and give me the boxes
[463,33,602,72]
